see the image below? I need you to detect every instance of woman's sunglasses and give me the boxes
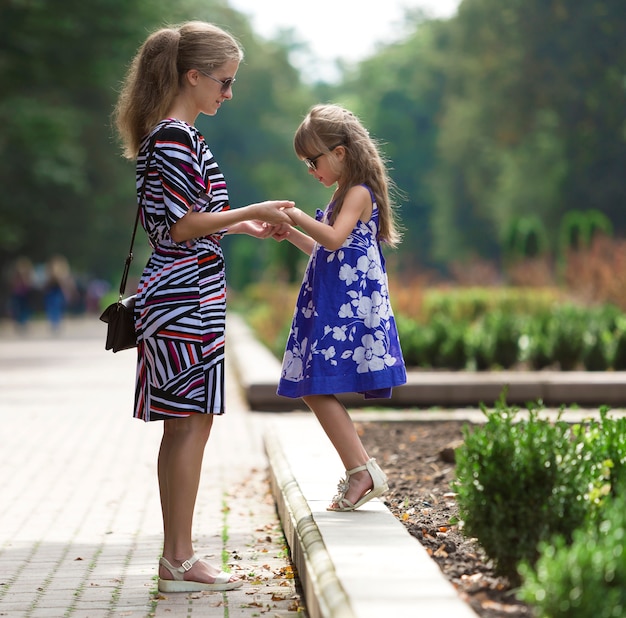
[199,70,236,94]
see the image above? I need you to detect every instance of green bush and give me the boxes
[422,287,560,323]
[519,494,626,618]
[454,398,593,585]
[611,318,626,370]
[435,318,468,369]
[487,311,521,368]
[549,305,587,370]
[582,329,612,371]
[581,305,621,371]
[396,314,434,367]
[465,319,495,370]
[578,412,626,511]
[520,312,553,370]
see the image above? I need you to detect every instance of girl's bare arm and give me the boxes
[272,224,316,255]
[285,185,372,252]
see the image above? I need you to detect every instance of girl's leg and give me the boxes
[302,394,374,506]
[157,413,239,583]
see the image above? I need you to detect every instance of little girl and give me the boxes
[274,104,407,511]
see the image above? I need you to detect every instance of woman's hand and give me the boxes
[233,220,275,238]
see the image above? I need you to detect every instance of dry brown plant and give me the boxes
[448,256,502,287]
[563,235,626,311]
[506,257,556,287]
[388,274,428,319]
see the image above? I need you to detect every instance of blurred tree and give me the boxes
[3,0,625,299]
[340,13,451,272]
[430,0,626,264]
[0,0,320,296]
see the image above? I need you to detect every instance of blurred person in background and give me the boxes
[7,256,35,331]
[43,255,76,331]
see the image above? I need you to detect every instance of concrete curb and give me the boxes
[265,431,355,618]
[263,416,479,618]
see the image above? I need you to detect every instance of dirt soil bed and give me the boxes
[356,419,534,618]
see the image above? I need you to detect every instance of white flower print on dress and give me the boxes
[301,299,316,319]
[339,302,354,319]
[332,326,347,341]
[339,263,359,285]
[277,188,406,398]
[353,333,387,373]
[282,333,307,381]
[322,346,336,362]
[357,291,386,329]
[356,246,383,282]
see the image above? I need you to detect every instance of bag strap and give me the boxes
[117,133,158,302]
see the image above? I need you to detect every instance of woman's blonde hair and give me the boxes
[114,21,243,159]
[294,104,402,246]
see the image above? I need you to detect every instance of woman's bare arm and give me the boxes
[170,200,294,243]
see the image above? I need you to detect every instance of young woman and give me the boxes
[114,21,293,592]
[274,104,407,511]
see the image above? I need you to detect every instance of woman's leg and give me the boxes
[302,394,373,506]
[157,413,238,583]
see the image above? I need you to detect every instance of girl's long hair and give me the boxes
[294,104,402,246]
[114,21,243,159]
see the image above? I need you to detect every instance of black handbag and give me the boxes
[100,136,155,352]
[100,293,138,352]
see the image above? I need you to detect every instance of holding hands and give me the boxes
[254,200,294,225]
[268,222,292,242]
[231,200,294,238]
[238,201,306,244]
[260,205,303,242]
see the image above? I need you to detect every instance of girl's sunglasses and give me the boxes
[304,142,344,171]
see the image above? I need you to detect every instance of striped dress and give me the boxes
[133,119,228,422]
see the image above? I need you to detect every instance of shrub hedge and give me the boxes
[236,283,626,370]
[518,495,626,618]
[454,400,626,602]
[396,295,626,371]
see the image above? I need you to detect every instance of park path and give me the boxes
[0,317,305,617]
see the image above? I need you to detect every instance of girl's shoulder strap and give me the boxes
[360,183,377,207]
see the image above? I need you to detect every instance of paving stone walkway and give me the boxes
[0,317,306,618]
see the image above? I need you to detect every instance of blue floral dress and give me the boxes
[277,186,406,400]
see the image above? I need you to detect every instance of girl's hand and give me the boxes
[270,223,293,242]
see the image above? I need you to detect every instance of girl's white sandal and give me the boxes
[158,554,242,592]
[327,458,389,512]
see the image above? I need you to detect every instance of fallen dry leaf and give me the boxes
[434,544,449,558]
[482,599,521,613]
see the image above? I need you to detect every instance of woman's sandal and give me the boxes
[327,458,389,512]
[158,553,243,592]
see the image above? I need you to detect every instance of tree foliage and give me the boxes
[1,0,625,301]
[429,0,626,264]
[0,0,320,291]
[339,0,626,271]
